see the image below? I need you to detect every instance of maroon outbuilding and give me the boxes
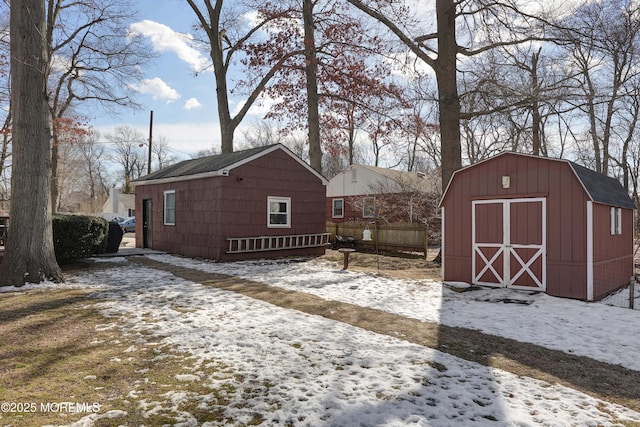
[132,144,328,261]
[440,152,636,301]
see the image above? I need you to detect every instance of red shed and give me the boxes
[132,144,329,261]
[440,152,636,301]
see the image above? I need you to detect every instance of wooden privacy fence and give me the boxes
[327,221,428,258]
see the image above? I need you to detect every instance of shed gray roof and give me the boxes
[134,145,273,182]
[132,144,327,186]
[569,161,636,209]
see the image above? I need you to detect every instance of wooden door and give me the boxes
[472,198,546,290]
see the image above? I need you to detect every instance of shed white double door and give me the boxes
[472,198,546,291]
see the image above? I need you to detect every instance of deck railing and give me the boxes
[226,232,330,254]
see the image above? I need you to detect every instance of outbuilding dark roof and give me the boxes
[134,145,273,182]
[132,143,327,186]
[569,162,636,209]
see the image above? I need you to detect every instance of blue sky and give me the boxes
[86,1,575,164]
[91,1,249,159]
[87,0,437,163]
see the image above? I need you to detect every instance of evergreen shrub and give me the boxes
[53,214,108,262]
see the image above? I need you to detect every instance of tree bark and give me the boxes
[51,133,60,211]
[530,49,542,156]
[303,0,323,173]
[435,0,462,190]
[0,0,62,286]
[213,24,234,154]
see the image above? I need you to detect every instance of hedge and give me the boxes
[52,214,108,263]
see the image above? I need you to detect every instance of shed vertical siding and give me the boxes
[591,204,634,300]
[545,160,589,300]
[443,173,472,282]
[443,152,635,301]
[442,153,590,299]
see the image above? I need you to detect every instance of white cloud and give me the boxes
[183,98,203,110]
[128,20,210,73]
[232,93,277,117]
[50,54,71,74]
[128,77,181,102]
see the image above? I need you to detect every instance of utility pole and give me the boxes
[147,110,153,174]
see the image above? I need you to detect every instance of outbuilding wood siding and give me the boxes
[441,152,634,301]
[134,146,326,261]
[592,204,633,299]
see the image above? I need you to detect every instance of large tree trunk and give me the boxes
[530,49,542,156]
[1,0,62,286]
[435,0,462,191]
[51,133,60,211]
[303,0,323,173]
[215,61,234,153]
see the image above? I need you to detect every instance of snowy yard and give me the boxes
[4,253,640,426]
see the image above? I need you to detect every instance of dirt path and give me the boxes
[128,256,640,412]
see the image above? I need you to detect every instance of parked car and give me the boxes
[119,217,135,233]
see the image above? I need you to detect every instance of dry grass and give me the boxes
[0,286,234,426]
[321,248,442,280]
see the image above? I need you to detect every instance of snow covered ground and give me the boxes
[147,253,640,372]
[4,254,640,426]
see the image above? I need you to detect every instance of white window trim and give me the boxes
[617,208,622,234]
[610,207,622,235]
[164,190,176,226]
[332,198,344,218]
[587,201,594,301]
[267,196,291,228]
[363,197,376,218]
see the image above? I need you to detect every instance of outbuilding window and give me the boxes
[164,190,176,225]
[610,207,622,235]
[268,196,291,228]
[332,198,344,218]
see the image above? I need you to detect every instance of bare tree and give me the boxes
[0,111,11,212]
[186,0,397,175]
[345,0,460,190]
[346,0,551,190]
[184,0,301,154]
[348,170,442,242]
[391,75,441,172]
[46,0,152,211]
[0,0,63,286]
[108,126,146,193]
[460,43,567,158]
[242,120,289,147]
[54,130,112,213]
[56,126,86,212]
[321,83,405,168]
[151,136,178,170]
[559,0,640,176]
